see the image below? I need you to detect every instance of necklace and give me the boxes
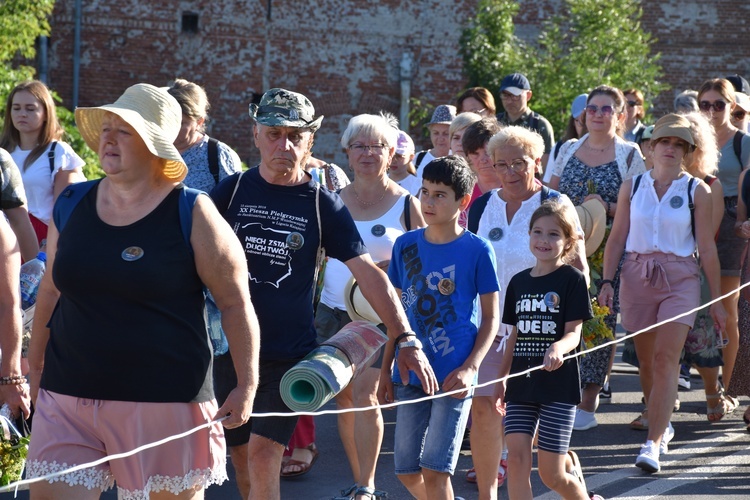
[583,141,612,153]
[353,184,386,207]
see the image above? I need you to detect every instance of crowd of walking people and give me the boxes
[1,71,750,500]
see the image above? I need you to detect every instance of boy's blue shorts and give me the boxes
[394,384,472,475]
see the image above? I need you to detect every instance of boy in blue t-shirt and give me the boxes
[379,156,500,499]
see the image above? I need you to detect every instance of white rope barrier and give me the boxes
[3,281,747,493]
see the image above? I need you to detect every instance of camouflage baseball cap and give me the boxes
[248,88,323,131]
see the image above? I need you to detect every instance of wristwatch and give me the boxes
[398,337,423,350]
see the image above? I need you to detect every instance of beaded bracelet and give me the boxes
[0,376,26,385]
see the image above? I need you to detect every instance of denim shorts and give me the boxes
[214,353,300,446]
[394,384,472,475]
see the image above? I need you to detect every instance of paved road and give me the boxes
[4,338,750,499]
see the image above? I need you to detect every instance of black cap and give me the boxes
[725,74,750,94]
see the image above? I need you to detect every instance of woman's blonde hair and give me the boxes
[0,80,63,170]
[682,112,718,178]
[487,125,545,161]
[167,78,210,132]
[449,112,482,139]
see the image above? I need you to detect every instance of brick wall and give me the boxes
[47,0,473,167]
[46,0,750,166]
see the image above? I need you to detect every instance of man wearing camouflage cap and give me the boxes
[210,88,438,499]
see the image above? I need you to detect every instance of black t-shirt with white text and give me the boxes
[502,265,592,404]
[211,168,366,360]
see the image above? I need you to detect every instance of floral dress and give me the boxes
[558,156,622,386]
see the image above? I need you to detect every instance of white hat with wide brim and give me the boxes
[344,275,381,324]
[75,83,187,181]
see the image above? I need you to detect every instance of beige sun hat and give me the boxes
[75,83,187,181]
[344,275,381,324]
[575,199,607,257]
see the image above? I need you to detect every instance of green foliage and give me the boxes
[55,101,104,179]
[460,0,669,135]
[459,0,528,94]
[408,97,432,143]
[0,0,103,179]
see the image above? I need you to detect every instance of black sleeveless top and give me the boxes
[42,186,213,402]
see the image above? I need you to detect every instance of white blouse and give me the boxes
[626,173,698,257]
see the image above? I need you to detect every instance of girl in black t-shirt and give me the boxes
[496,201,595,499]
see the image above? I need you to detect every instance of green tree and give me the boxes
[461,0,668,135]
[459,0,530,96]
[0,0,54,97]
[0,0,103,178]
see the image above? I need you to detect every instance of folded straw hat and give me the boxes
[344,275,381,324]
[575,199,607,257]
[75,83,187,181]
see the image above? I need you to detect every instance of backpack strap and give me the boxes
[467,191,493,234]
[630,173,644,200]
[178,185,204,254]
[552,141,562,161]
[687,177,696,242]
[540,185,560,203]
[734,130,745,166]
[529,112,540,131]
[207,137,220,185]
[53,180,99,231]
[414,151,428,171]
[48,141,58,174]
[403,195,412,231]
[626,148,636,170]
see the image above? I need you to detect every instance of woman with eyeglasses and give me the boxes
[456,87,496,118]
[548,85,646,432]
[697,78,750,398]
[314,113,425,499]
[623,88,648,143]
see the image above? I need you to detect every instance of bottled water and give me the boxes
[19,252,46,310]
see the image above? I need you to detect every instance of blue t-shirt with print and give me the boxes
[211,167,366,360]
[388,228,500,386]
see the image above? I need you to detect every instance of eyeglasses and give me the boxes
[732,110,747,120]
[492,158,529,174]
[627,100,642,107]
[699,100,727,112]
[585,104,616,117]
[501,92,522,101]
[349,143,387,155]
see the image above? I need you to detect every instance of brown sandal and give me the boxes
[630,410,648,430]
[706,388,735,423]
[280,443,319,477]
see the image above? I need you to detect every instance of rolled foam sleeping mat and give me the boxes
[280,321,387,412]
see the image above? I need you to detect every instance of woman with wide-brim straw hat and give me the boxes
[599,113,727,473]
[25,83,260,499]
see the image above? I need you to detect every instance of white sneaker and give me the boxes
[573,409,598,431]
[660,421,674,454]
[678,377,691,390]
[635,440,660,473]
